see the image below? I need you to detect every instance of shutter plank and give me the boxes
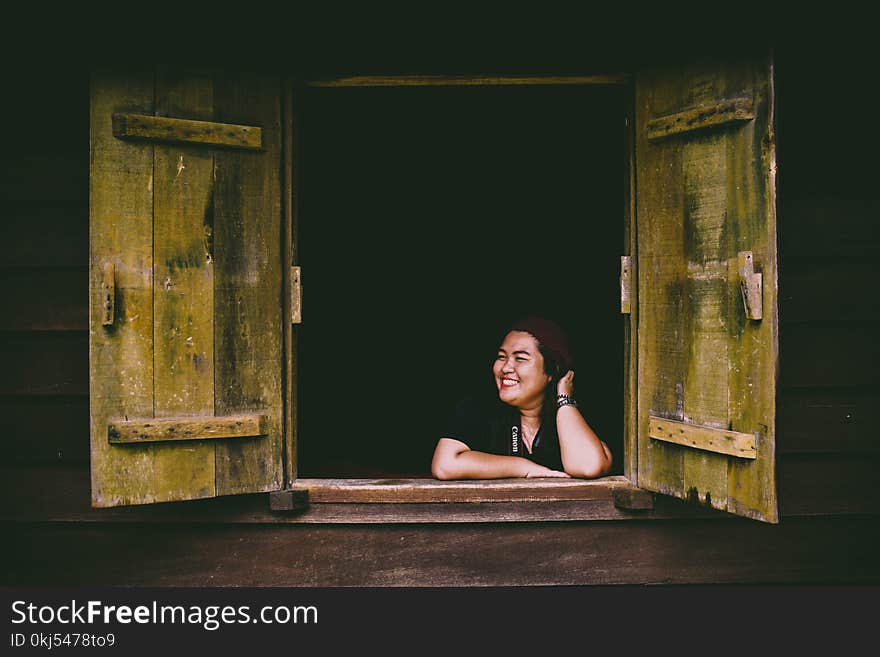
[646,96,754,141]
[726,61,778,521]
[108,414,267,444]
[112,113,261,150]
[636,70,684,497]
[649,416,756,458]
[213,73,284,496]
[680,69,730,512]
[89,71,158,507]
[150,71,216,500]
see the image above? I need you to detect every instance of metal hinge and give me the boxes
[291,266,302,324]
[620,256,631,314]
[738,251,763,320]
[101,262,115,326]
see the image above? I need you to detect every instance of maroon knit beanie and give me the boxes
[508,316,572,374]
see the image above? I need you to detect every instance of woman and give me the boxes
[431,316,612,479]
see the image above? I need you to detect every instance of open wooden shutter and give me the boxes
[89,69,284,507]
[634,54,778,522]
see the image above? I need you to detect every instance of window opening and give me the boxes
[297,82,626,478]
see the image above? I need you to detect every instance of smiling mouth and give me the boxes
[501,378,519,387]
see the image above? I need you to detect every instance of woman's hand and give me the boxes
[523,462,571,478]
[557,369,575,397]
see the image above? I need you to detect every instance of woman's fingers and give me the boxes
[557,369,575,396]
[526,468,571,478]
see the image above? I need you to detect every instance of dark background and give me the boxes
[298,83,625,476]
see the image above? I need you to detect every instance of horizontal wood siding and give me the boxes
[2,401,89,464]
[0,332,88,395]
[777,388,879,455]
[778,324,878,388]
[781,258,880,324]
[0,268,87,330]
[0,202,87,268]
[0,153,86,202]
[1,67,89,470]
[4,515,878,585]
[777,198,879,258]
[776,194,880,513]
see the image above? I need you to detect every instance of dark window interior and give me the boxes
[297,82,626,477]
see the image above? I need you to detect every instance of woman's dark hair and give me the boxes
[535,340,565,425]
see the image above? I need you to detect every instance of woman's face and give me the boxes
[493,330,552,410]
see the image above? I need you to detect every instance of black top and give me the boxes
[440,395,564,472]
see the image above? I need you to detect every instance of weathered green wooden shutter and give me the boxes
[89,70,284,507]
[634,55,778,522]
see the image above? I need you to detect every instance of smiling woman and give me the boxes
[431,317,613,480]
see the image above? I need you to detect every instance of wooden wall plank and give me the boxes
[0,332,87,395]
[0,202,87,268]
[778,455,880,516]
[780,258,879,324]
[1,399,89,464]
[2,66,87,155]
[0,268,87,330]
[780,324,880,388]
[212,72,284,496]
[0,153,87,202]
[4,515,878,585]
[777,388,879,454]
[779,198,880,258]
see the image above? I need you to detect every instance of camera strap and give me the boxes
[510,420,541,456]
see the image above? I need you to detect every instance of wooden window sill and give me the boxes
[291,476,633,503]
[263,476,656,522]
[2,466,727,524]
